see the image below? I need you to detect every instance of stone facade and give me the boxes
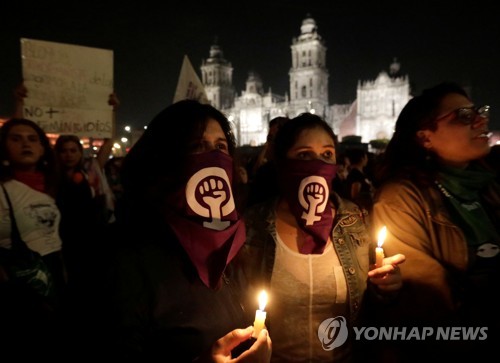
[200,15,411,147]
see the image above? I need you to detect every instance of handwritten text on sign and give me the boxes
[21,38,113,138]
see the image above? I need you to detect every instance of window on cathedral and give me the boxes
[301,86,306,98]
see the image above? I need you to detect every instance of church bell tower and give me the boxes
[289,15,329,118]
[201,39,235,109]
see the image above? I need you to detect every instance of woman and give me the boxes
[372,82,500,360]
[240,113,405,362]
[345,148,375,214]
[54,134,114,289]
[0,118,65,356]
[53,94,118,288]
[96,100,271,361]
[104,156,125,219]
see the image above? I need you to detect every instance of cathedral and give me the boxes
[200,15,411,147]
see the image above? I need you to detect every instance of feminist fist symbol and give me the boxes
[298,176,329,225]
[186,167,235,230]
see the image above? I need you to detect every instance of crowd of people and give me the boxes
[0,81,498,362]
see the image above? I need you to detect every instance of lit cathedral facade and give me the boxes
[200,15,411,147]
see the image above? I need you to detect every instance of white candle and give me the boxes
[252,290,268,338]
[376,226,387,268]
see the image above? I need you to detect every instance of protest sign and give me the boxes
[21,38,114,138]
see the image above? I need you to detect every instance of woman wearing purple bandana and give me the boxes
[95,100,271,361]
[241,113,405,362]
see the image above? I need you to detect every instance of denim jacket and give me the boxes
[239,192,372,329]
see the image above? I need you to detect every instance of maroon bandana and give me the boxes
[278,159,338,254]
[14,170,46,193]
[165,150,246,289]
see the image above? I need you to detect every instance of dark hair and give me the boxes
[375,82,470,186]
[336,152,350,166]
[55,135,83,153]
[346,148,367,165]
[273,112,337,162]
[104,156,124,174]
[54,134,84,169]
[0,118,58,195]
[269,116,289,129]
[120,99,236,222]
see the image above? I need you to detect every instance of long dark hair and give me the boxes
[119,99,237,224]
[0,118,58,196]
[374,82,469,187]
[273,112,337,163]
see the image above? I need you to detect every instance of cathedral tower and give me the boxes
[201,40,235,109]
[289,15,329,118]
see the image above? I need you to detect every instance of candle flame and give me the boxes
[258,290,268,310]
[377,226,387,248]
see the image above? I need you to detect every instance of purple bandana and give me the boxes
[165,150,246,289]
[278,159,337,254]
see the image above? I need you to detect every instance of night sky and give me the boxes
[1,0,499,131]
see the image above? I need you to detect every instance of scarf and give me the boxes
[13,170,46,193]
[437,164,499,245]
[278,158,337,254]
[164,150,246,289]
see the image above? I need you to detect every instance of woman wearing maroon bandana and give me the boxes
[240,113,405,362]
[0,117,66,357]
[98,100,272,361]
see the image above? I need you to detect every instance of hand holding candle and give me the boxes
[375,226,386,268]
[252,290,268,339]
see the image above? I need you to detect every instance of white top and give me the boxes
[269,231,348,362]
[0,179,62,256]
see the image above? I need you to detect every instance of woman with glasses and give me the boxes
[372,82,499,361]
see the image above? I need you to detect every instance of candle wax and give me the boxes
[252,309,267,338]
[375,246,385,268]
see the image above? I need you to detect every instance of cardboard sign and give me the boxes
[21,38,114,138]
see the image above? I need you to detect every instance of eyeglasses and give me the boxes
[436,105,490,125]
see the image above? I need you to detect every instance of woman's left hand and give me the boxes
[367,253,406,293]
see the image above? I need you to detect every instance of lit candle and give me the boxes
[376,226,387,268]
[252,290,268,338]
